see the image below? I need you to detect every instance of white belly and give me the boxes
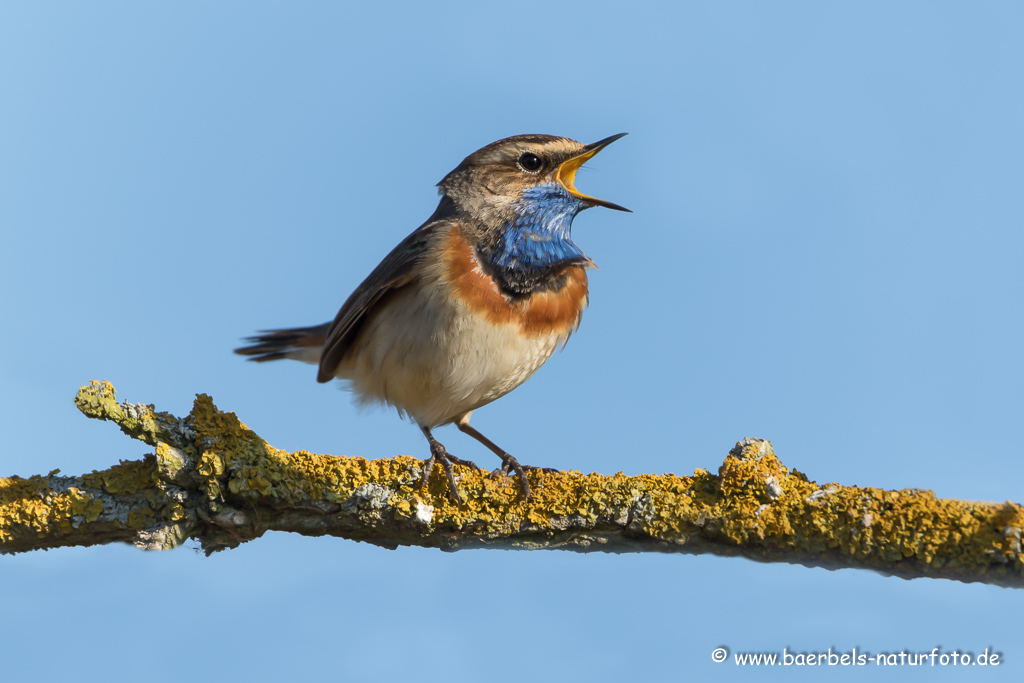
[333,281,568,427]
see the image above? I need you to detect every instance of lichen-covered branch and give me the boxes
[2,382,1022,587]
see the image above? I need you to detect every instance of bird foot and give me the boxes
[444,453,482,471]
[494,459,558,477]
[490,455,556,501]
[419,439,479,505]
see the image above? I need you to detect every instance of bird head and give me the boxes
[437,133,630,226]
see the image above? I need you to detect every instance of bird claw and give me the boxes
[419,440,472,505]
[444,454,481,470]
[489,454,556,502]
[492,460,557,477]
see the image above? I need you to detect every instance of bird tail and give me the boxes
[234,323,330,365]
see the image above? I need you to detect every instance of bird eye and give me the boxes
[517,152,544,173]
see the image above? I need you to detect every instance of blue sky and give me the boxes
[2,2,1022,681]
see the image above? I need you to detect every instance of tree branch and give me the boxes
[1,381,1021,587]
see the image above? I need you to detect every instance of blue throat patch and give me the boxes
[492,182,588,273]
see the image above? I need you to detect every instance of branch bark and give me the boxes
[1,381,1021,587]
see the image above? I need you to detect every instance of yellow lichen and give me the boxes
[82,457,159,494]
[4,381,1021,586]
[1,476,106,542]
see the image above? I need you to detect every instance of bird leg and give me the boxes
[455,421,555,502]
[419,426,479,505]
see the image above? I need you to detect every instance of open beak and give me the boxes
[555,132,631,212]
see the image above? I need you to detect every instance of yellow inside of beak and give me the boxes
[554,147,602,202]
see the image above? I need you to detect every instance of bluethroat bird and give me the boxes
[235,133,629,504]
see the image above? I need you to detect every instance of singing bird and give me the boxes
[235,133,629,503]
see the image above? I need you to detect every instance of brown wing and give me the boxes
[316,217,452,383]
